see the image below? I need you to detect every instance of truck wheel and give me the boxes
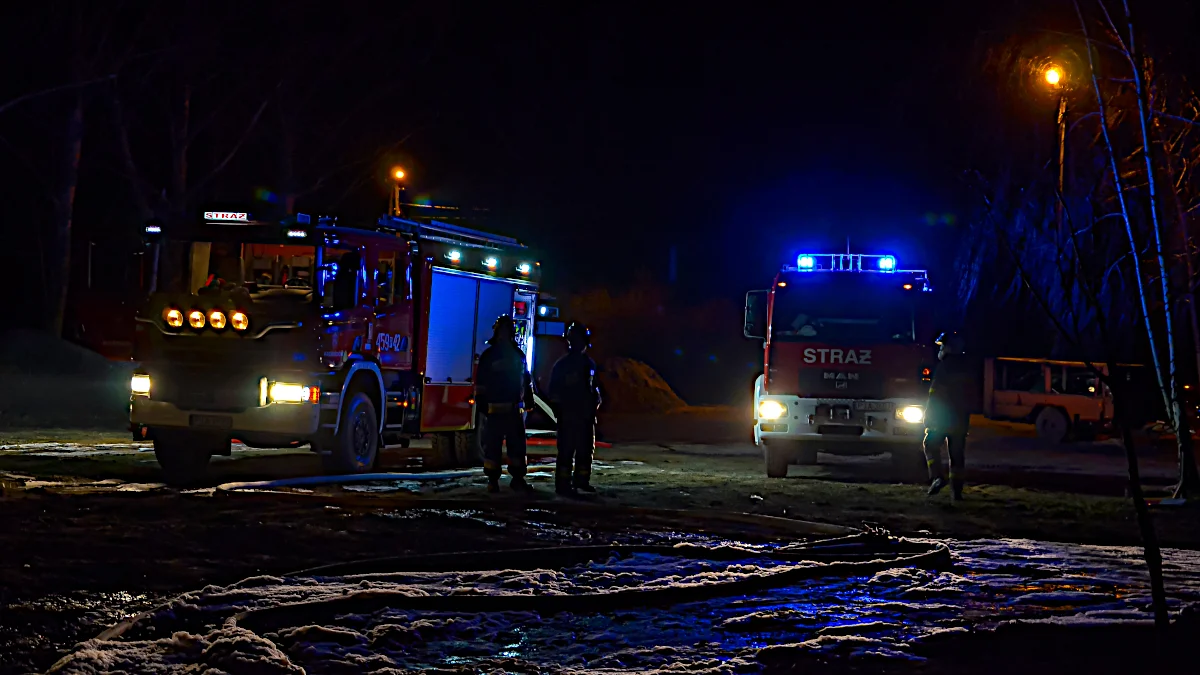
[321,392,379,474]
[453,411,484,467]
[154,433,220,486]
[427,432,457,470]
[763,441,792,478]
[1035,407,1070,444]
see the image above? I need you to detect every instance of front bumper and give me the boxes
[754,395,925,447]
[131,397,320,438]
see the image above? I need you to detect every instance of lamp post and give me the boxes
[1045,65,1067,239]
[391,167,406,217]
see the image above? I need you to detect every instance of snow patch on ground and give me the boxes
[50,538,1200,674]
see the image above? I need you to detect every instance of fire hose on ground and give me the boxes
[213,470,479,492]
[86,502,950,647]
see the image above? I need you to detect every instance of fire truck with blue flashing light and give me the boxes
[130,210,544,484]
[743,252,936,478]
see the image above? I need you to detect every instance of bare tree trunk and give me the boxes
[169,83,190,218]
[1078,5,1170,418]
[1116,0,1200,499]
[109,91,156,222]
[280,104,298,214]
[48,91,84,336]
[1154,123,1200,497]
[1112,385,1171,629]
[1077,0,1172,633]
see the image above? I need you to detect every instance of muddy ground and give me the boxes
[2,410,1199,673]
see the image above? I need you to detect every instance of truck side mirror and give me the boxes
[744,290,767,339]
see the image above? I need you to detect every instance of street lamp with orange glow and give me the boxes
[391,166,407,216]
[1044,64,1067,238]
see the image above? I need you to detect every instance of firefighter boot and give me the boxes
[927,477,947,496]
[484,464,502,494]
[950,476,965,502]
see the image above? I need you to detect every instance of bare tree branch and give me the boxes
[0,74,115,116]
[185,93,274,202]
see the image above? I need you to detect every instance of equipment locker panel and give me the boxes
[425,270,477,383]
[474,278,516,361]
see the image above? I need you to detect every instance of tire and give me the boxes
[1035,407,1070,444]
[154,432,221,486]
[321,392,380,474]
[453,411,484,467]
[427,432,457,470]
[763,440,793,478]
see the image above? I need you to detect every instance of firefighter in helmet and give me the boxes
[923,331,974,501]
[475,315,536,493]
[549,322,602,496]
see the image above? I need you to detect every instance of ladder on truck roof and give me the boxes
[375,215,524,249]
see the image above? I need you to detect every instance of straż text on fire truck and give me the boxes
[801,348,872,365]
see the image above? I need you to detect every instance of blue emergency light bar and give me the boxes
[792,253,903,273]
[785,253,932,290]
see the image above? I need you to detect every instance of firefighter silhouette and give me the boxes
[549,322,602,496]
[923,331,973,501]
[475,315,535,493]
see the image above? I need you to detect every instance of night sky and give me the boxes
[0,1,1064,318]
[413,1,985,297]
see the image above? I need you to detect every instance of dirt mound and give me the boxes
[598,357,687,414]
[0,330,131,429]
[0,329,125,377]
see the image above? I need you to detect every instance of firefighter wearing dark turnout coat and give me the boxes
[923,331,974,501]
[549,322,602,496]
[475,316,536,493]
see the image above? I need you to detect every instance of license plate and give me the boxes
[853,401,894,412]
[190,414,232,430]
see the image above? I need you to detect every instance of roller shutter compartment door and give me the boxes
[474,279,516,359]
[425,271,478,383]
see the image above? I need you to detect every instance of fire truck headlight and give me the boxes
[269,382,319,404]
[188,310,206,329]
[131,374,151,396]
[230,311,249,331]
[758,400,787,420]
[484,256,499,270]
[516,262,532,275]
[898,406,924,423]
[208,310,227,330]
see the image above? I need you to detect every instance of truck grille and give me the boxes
[817,425,864,436]
[155,369,260,412]
[797,369,884,398]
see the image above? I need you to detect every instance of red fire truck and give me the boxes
[744,252,935,478]
[130,210,543,484]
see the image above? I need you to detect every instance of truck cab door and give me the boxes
[373,248,413,371]
[321,244,370,357]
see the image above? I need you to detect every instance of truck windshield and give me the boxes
[159,239,318,301]
[771,278,916,344]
